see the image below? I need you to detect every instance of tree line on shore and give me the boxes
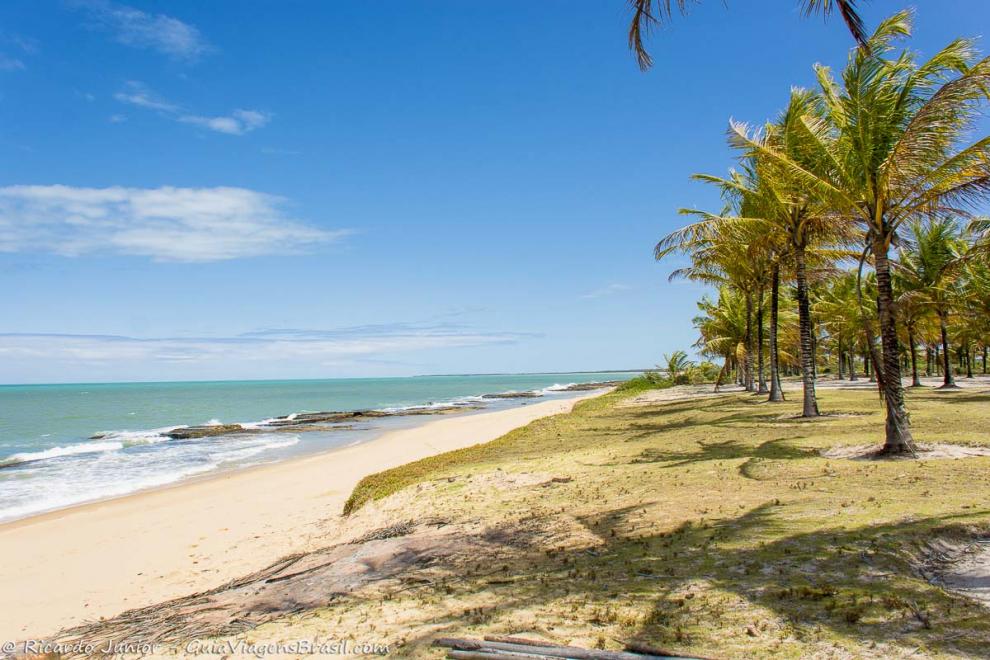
[654,11,990,455]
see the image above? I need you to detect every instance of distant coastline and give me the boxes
[0,369,646,388]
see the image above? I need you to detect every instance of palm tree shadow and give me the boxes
[392,504,990,656]
[632,437,817,472]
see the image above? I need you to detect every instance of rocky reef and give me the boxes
[88,382,619,442]
[136,405,481,440]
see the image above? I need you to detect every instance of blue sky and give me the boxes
[0,1,986,383]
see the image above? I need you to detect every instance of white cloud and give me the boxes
[0,55,24,71]
[581,283,632,299]
[113,81,178,111]
[72,0,210,61]
[1,32,39,55]
[0,32,37,70]
[0,325,532,381]
[114,82,270,135]
[0,184,345,262]
[179,109,271,136]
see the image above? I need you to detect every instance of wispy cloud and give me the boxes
[581,283,631,299]
[2,32,39,54]
[0,184,345,262]
[113,81,178,111]
[114,81,270,135]
[71,0,210,61]
[178,109,271,136]
[0,31,37,71]
[261,147,302,157]
[0,324,532,372]
[0,55,24,71]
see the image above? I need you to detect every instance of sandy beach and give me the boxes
[0,392,598,642]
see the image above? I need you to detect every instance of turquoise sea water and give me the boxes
[0,372,630,521]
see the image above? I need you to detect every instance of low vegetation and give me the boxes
[269,384,990,657]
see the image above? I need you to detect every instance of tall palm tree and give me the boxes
[627,0,868,70]
[897,218,971,388]
[730,11,990,454]
[658,209,771,393]
[660,93,856,416]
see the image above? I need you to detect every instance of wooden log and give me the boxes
[483,635,558,647]
[624,643,713,660]
[448,651,554,660]
[434,637,674,659]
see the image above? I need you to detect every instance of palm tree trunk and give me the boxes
[983,345,987,375]
[757,282,768,394]
[872,241,916,454]
[908,326,921,387]
[937,309,956,388]
[744,291,755,392]
[714,357,727,393]
[849,349,858,381]
[837,339,845,380]
[768,264,784,402]
[794,247,819,417]
[966,345,974,379]
[811,324,818,379]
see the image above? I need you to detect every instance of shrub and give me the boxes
[615,371,672,393]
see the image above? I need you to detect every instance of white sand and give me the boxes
[0,393,598,641]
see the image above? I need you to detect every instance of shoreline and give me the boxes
[0,389,604,642]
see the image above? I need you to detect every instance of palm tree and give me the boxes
[661,350,694,383]
[730,12,990,454]
[897,218,971,388]
[893,268,931,388]
[694,288,747,392]
[661,93,856,416]
[658,217,770,393]
[958,259,990,374]
[627,0,868,70]
[815,272,864,380]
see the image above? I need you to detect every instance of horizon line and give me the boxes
[0,368,648,388]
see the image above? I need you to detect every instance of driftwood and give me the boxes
[434,636,704,659]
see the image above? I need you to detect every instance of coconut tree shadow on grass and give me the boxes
[603,505,990,656]
[386,504,990,657]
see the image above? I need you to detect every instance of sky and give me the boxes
[0,1,987,384]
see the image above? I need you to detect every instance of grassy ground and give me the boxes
[227,383,990,658]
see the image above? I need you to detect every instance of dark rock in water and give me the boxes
[266,412,362,426]
[265,405,478,428]
[558,381,622,391]
[90,404,483,443]
[271,424,356,433]
[166,424,250,439]
[399,405,478,415]
[481,391,541,399]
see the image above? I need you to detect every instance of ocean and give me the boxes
[0,372,631,522]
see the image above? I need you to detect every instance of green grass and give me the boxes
[259,385,990,657]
